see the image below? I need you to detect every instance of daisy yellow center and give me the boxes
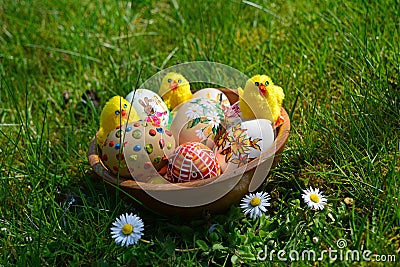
[250,197,261,207]
[121,224,134,235]
[310,194,320,203]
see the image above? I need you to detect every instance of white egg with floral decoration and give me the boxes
[170,97,226,149]
[214,119,275,173]
[192,88,231,110]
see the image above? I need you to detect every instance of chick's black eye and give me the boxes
[265,81,269,86]
[254,82,259,86]
[178,79,182,84]
[123,104,128,108]
[115,110,120,115]
[167,78,172,83]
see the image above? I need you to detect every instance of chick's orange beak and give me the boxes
[121,110,127,118]
[170,80,178,91]
[258,84,267,97]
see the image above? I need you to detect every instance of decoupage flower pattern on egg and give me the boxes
[192,88,231,110]
[216,123,262,167]
[185,104,203,119]
[195,129,206,139]
[184,98,225,143]
[222,101,241,129]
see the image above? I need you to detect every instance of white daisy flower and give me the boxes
[185,105,203,119]
[195,129,206,139]
[201,99,216,109]
[110,213,144,247]
[240,192,271,218]
[207,112,221,129]
[302,187,327,210]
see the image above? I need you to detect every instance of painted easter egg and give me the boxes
[223,101,241,129]
[100,121,176,181]
[166,142,221,183]
[214,119,275,173]
[170,97,226,149]
[192,88,231,109]
[126,89,170,127]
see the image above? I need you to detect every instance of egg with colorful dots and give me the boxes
[166,142,221,183]
[100,121,176,181]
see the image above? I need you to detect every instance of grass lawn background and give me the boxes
[0,0,399,266]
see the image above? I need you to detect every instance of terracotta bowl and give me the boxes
[88,89,290,216]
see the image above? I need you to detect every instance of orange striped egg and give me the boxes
[167,142,221,183]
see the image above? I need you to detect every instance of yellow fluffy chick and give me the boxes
[97,96,140,145]
[159,72,192,110]
[238,75,284,123]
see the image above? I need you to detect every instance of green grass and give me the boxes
[0,0,399,266]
